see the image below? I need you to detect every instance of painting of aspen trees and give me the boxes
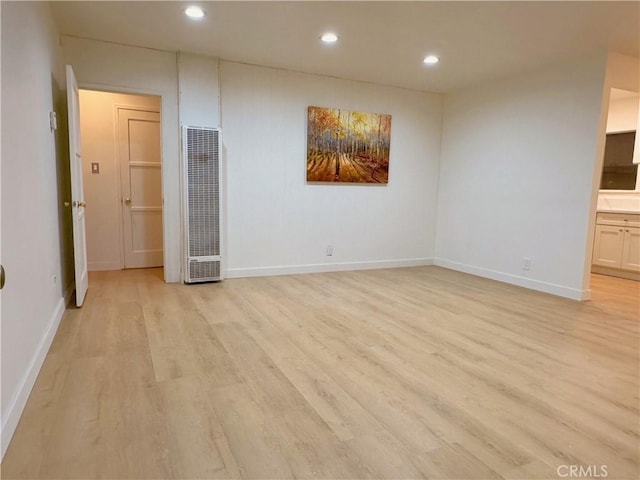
[306,106,391,183]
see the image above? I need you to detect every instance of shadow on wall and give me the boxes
[51,74,74,301]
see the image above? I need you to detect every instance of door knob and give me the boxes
[1,265,5,290]
[64,201,70,207]
[124,198,132,206]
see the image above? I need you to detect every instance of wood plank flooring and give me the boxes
[2,267,639,479]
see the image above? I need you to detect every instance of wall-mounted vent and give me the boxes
[183,126,223,283]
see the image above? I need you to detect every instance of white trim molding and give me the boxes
[88,260,122,272]
[434,258,591,301]
[226,258,433,279]
[1,299,66,459]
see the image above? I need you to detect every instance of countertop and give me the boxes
[596,209,640,215]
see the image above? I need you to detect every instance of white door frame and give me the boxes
[78,83,169,281]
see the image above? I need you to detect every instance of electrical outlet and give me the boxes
[326,245,333,256]
[522,258,531,270]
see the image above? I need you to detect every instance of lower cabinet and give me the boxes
[621,227,640,271]
[592,212,640,277]
[592,225,626,268]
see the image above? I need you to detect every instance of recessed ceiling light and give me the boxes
[423,55,440,65]
[321,32,339,44]
[185,5,205,19]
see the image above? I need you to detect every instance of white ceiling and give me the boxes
[50,1,640,93]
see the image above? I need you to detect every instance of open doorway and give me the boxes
[589,87,640,304]
[79,90,164,271]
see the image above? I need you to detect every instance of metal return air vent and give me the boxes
[183,126,223,283]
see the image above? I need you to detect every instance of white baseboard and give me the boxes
[591,265,640,281]
[434,258,590,301]
[1,298,66,459]
[226,258,434,279]
[88,260,122,272]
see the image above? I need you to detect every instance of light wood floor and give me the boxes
[2,267,639,479]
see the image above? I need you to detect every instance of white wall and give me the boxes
[604,92,640,196]
[177,53,221,280]
[178,53,220,128]
[606,94,639,133]
[0,1,67,458]
[597,92,640,208]
[220,61,442,276]
[62,36,182,282]
[79,91,161,271]
[435,53,608,300]
[602,54,640,172]
[605,53,640,94]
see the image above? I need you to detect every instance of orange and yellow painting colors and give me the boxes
[306,106,391,183]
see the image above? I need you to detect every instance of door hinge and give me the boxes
[49,111,58,131]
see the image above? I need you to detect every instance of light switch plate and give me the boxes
[91,162,100,174]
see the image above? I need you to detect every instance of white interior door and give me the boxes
[118,109,163,269]
[66,65,89,306]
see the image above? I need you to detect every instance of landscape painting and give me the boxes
[306,106,391,183]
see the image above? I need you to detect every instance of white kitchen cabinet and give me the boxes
[592,212,640,278]
[621,227,640,272]
[592,225,626,267]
